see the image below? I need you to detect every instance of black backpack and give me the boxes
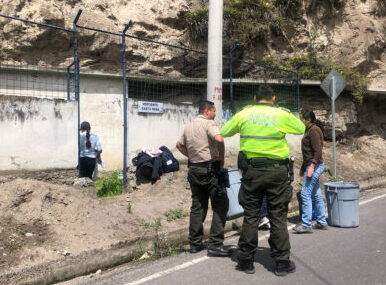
[159,146,179,173]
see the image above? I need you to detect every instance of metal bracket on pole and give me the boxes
[122,20,133,193]
[73,9,83,172]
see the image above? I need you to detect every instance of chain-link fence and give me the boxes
[0,10,300,190]
[223,56,299,114]
[0,15,74,100]
[0,12,299,109]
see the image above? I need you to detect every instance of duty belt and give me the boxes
[247,157,289,168]
[188,161,211,168]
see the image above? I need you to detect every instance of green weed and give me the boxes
[6,240,22,251]
[164,209,188,222]
[329,176,340,182]
[95,171,123,198]
[140,218,162,229]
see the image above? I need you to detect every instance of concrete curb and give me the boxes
[0,231,184,285]
[1,182,385,285]
[358,176,386,191]
[0,221,242,285]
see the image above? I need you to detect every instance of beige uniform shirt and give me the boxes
[178,115,221,163]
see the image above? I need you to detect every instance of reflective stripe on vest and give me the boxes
[240,135,285,140]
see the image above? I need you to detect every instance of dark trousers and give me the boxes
[187,166,229,248]
[238,164,292,262]
[260,196,268,217]
[79,157,96,179]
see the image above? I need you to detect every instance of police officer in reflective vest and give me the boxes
[221,85,305,276]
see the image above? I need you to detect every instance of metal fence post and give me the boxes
[66,65,71,102]
[296,66,300,113]
[66,61,74,101]
[122,20,133,193]
[229,44,238,113]
[296,61,305,113]
[73,9,82,171]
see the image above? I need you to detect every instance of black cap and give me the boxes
[80,121,91,131]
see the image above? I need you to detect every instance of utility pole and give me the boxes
[207,0,223,126]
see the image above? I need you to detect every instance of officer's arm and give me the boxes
[220,115,240,137]
[278,111,305,135]
[176,141,189,158]
[214,135,225,167]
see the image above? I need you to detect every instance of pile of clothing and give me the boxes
[132,146,179,184]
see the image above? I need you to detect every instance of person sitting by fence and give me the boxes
[79,121,102,179]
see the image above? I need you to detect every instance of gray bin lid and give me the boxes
[324,182,359,189]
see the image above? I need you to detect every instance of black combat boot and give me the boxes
[275,260,296,276]
[236,259,255,274]
[207,245,232,257]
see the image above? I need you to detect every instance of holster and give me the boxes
[288,156,295,183]
[208,160,230,195]
[237,151,249,172]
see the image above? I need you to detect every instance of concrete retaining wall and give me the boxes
[0,70,303,171]
[0,96,77,170]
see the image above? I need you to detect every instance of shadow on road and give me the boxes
[291,253,334,285]
[230,246,276,273]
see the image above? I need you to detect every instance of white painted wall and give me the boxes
[79,75,124,171]
[0,97,77,170]
[0,70,303,171]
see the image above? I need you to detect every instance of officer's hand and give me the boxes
[299,169,304,177]
[307,164,315,178]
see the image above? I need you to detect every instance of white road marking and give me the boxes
[125,256,209,285]
[359,192,386,205]
[126,190,386,285]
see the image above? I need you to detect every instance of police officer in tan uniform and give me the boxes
[176,100,231,257]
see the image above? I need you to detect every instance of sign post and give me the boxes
[321,69,346,178]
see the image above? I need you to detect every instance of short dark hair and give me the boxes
[198,100,215,114]
[301,109,316,123]
[257,85,275,100]
[80,121,91,131]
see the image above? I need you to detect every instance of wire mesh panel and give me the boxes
[224,57,298,113]
[125,38,207,105]
[0,15,73,100]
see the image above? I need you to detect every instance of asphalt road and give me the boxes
[61,189,386,285]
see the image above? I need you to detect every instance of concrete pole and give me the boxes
[207,0,223,126]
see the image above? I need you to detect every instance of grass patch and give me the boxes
[6,240,22,251]
[140,217,162,229]
[164,209,188,222]
[127,202,132,213]
[95,171,123,198]
[154,239,185,258]
[137,217,185,259]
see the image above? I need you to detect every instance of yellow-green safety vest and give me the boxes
[221,104,305,159]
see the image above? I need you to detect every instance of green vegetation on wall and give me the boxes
[262,54,369,104]
[184,0,369,104]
